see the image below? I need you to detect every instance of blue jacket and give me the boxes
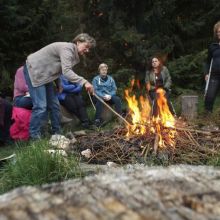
[92,74,117,98]
[57,75,82,101]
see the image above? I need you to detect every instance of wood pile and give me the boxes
[75,120,220,165]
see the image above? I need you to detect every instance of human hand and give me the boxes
[84,82,94,94]
[205,74,208,81]
[24,92,30,97]
[103,94,111,101]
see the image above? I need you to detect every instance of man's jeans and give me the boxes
[23,64,61,138]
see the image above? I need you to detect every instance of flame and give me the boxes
[154,88,175,128]
[125,83,176,148]
[125,90,151,136]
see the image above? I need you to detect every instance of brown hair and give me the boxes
[150,56,163,73]
[213,21,220,39]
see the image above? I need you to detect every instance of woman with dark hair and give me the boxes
[145,56,175,116]
[204,21,220,112]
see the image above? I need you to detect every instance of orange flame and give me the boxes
[125,84,176,148]
[154,88,175,128]
[125,86,151,136]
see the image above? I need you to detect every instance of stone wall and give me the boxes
[0,165,220,220]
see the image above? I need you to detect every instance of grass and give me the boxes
[0,139,82,194]
[0,144,16,158]
[206,156,220,166]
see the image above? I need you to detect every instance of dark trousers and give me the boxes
[95,95,122,120]
[13,96,33,110]
[149,90,176,116]
[204,76,220,112]
[0,99,12,144]
[60,93,89,123]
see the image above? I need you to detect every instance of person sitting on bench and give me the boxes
[92,63,122,127]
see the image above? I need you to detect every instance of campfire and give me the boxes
[125,80,176,153]
[74,80,220,165]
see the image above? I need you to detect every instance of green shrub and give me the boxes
[168,50,207,93]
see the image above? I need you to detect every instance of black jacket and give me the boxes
[205,43,220,75]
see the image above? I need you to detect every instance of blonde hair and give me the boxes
[213,21,220,38]
[73,33,96,48]
[98,63,108,71]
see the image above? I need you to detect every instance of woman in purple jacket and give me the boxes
[13,66,32,110]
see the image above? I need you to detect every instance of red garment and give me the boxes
[10,107,31,140]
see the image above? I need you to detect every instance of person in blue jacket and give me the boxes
[92,63,122,127]
[58,75,91,129]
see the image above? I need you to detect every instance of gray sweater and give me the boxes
[26,42,87,87]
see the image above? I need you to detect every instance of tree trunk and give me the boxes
[181,95,198,120]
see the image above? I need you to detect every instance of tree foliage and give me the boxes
[1,0,220,96]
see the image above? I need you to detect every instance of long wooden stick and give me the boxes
[175,127,213,135]
[204,58,213,98]
[88,92,96,110]
[92,93,132,127]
